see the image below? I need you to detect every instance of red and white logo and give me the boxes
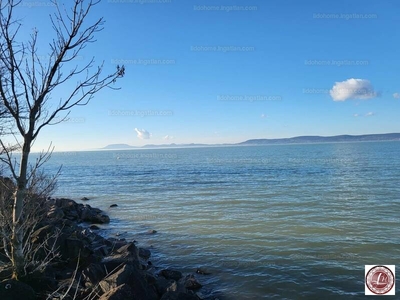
[365,265,395,295]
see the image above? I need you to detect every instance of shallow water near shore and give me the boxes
[38,142,399,299]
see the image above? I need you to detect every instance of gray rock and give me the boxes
[182,274,202,290]
[196,268,211,275]
[0,279,36,300]
[90,225,100,230]
[160,269,183,281]
[82,263,107,287]
[99,283,133,300]
[155,277,178,295]
[138,248,151,260]
[99,264,158,300]
[80,205,110,224]
[101,247,140,272]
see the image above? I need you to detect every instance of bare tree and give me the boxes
[0,0,125,279]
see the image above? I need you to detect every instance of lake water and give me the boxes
[39,142,399,299]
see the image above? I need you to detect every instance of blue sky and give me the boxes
[13,0,400,151]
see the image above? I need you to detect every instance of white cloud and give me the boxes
[135,128,151,139]
[330,78,377,101]
[393,93,400,99]
[163,135,174,140]
[353,113,360,117]
[261,113,267,118]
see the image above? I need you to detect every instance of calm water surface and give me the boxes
[37,142,400,299]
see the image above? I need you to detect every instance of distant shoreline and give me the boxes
[97,133,400,151]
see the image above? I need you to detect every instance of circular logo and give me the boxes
[366,266,395,295]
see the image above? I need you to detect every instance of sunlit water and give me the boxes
[31,142,400,299]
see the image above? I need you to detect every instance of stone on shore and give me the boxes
[138,248,151,260]
[0,279,36,300]
[99,264,158,300]
[182,274,203,290]
[99,283,134,300]
[160,269,183,281]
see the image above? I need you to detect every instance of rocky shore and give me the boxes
[0,197,210,300]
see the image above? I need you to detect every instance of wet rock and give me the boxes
[147,229,157,234]
[80,205,110,224]
[101,248,140,271]
[115,242,139,257]
[160,269,182,281]
[0,279,36,300]
[182,274,202,290]
[90,225,100,230]
[81,197,90,201]
[138,248,151,260]
[105,238,128,250]
[110,204,118,208]
[196,268,211,275]
[155,276,178,295]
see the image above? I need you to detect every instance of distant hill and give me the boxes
[239,133,400,145]
[101,133,400,150]
[142,143,210,148]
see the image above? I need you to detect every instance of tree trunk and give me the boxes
[11,138,31,279]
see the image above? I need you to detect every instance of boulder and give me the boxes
[99,264,158,300]
[90,225,100,230]
[196,268,211,275]
[160,269,183,281]
[0,279,36,300]
[80,205,110,224]
[138,248,151,260]
[101,254,139,273]
[182,274,202,290]
[115,242,138,257]
[109,204,118,208]
[155,277,177,295]
[61,237,92,262]
[82,263,107,287]
[99,283,134,300]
